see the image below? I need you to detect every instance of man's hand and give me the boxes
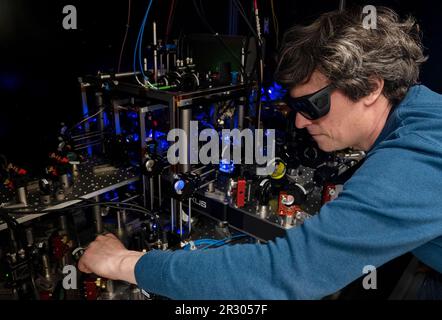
[78,233,144,284]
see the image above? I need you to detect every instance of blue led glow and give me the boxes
[158,139,169,152]
[174,180,185,191]
[103,192,111,201]
[0,73,20,90]
[125,133,141,143]
[219,160,235,174]
[128,112,138,119]
[103,112,110,127]
[256,82,287,102]
[156,131,166,138]
[147,130,166,140]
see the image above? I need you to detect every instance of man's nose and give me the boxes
[295,113,313,129]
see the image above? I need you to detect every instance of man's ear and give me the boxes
[363,78,385,106]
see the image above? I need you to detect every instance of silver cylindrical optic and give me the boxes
[149,177,155,211]
[25,228,34,247]
[60,174,70,190]
[17,187,27,206]
[93,196,103,234]
[180,108,192,173]
[258,205,269,219]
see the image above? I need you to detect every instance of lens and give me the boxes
[285,85,332,120]
[313,95,328,109]
[301,110,315,120]
[287,99,314,120]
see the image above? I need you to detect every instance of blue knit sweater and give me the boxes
[134,85,442,299]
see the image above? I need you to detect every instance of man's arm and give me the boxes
[78,233,144,284]
[80,134,442,299]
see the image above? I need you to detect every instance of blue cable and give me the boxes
[183,234,248,250]
[133,0,154,82]
[183,239,219,250]
[135,1,150,74]
[133,12,145,79]
[195,239,218,244]
[202,234,248,250]
[138,1,151,80]
[186,239,219,246]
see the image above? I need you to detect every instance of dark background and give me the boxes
[1,0,441,173]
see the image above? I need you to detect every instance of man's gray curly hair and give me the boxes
[275,6,427,105]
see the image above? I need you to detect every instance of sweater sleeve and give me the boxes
[134,134,442,299]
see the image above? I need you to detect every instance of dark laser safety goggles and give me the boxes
[285,85,334,120]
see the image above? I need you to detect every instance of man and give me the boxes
[78,7,442,299]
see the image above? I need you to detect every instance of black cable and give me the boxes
[192,0,248,80]
[69,106,107,132]
[198,0,212,33]
[177,30,184,60]
[232,0,259,41]
[219,237,249,247]
[3,197,132,214]
[69,201,163,244]
[75,199,159,221]
[1,199,162,228]
[165,0,177,45]
[232,0,263,128]
[202,234,249,249]
[65,202,161,227]
[117,0,132,73]
[192,0,211,32]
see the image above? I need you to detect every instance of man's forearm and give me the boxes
[117,251,145,284]
[78,234,147,284]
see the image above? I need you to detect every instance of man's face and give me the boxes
[290,71,367,152]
